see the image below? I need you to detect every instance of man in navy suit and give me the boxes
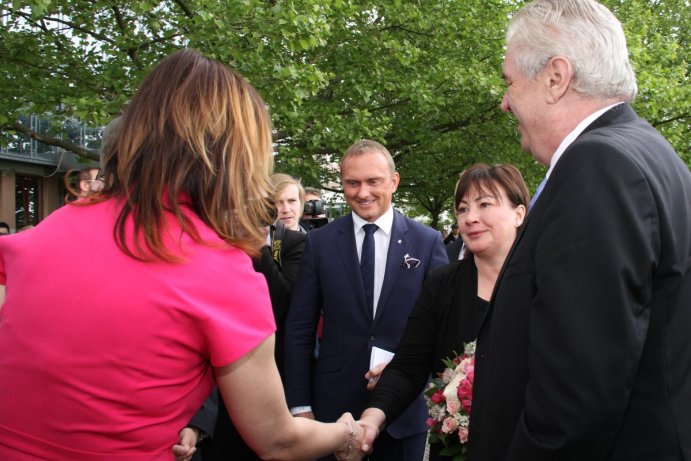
[468,1,691,460]
[284,139,448,460]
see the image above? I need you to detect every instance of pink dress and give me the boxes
[0,199,275,460]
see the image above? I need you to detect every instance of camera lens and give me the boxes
[304,199,324,215]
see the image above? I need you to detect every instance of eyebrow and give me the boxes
[459,194,495,205]
[344,176,385,183]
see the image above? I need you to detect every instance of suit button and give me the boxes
[369,335,375,341]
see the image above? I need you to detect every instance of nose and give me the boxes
[356,184,370,199]
[500,92,511,113]
[278,203,290,214]
[464,206,480,224]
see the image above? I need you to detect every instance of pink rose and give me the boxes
[441,416,459,434]
[446,398,460,414]
[460,395,472,414]
[431,389,445,404]
[459,426,469,444]
[457,378,472,397]
[465,365,474,384]
[426,417,436,428]
[456,375,473,414]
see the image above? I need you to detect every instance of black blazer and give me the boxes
[446,238,464,262]
[253,226,306,376]
[368,258,485,419]
[469,104,691,460]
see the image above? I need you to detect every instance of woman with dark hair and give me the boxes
[357,163,529,460]
[0,49,361,461]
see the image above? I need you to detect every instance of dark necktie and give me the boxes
[361,223,378,315]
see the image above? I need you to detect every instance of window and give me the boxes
[15,176,41,228]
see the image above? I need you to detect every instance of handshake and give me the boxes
[330,409,385,461]
[173,364,390,461]
[173,408,386,461]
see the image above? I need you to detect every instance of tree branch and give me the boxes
[172,0,194,19]
[380,24,433,38]
[110,4,142,68]
[7,122,100,161]
[13,11,117,44]
[652,112,689,127]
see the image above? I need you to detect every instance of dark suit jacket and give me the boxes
[284,210,448,439]
[446,238,464,262]
[368,259,487,459]
[469,104,691,461]
[253,226,306,377]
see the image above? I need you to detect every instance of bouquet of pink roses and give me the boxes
[424,340,476,461]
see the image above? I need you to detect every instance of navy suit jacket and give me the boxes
[469,104,691,460]
[284,210,448,438]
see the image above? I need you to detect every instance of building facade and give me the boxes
[0,115,102,232]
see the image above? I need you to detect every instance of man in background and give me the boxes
[443,223,459,244]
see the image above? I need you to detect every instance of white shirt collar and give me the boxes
[545,102,623,180]
[352,206,394,237]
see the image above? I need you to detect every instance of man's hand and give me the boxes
[365,362,388,391]
[172,427,200,461]
[358,408,386,454]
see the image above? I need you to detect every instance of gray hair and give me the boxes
[341,140,396,175]
[507,0,637,101]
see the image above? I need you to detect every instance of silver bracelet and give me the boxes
[342,420,355,452]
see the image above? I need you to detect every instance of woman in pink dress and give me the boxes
[0,49,362,461]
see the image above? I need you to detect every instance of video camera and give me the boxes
[303,199,324,216]
[301,199,328,230]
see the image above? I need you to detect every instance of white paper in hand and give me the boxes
[370,346,395,369]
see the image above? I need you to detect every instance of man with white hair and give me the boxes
[468,0,691,460]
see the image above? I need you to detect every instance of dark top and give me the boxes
[443,233,458,245]
[252,225,306,377]
[368,258,488,457]
[445,238,464,262]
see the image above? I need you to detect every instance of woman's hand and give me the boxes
[334,412,365,461]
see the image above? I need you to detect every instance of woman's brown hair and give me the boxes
[100,49,274,261]
[454,163,530,212]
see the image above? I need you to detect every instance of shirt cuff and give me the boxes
[290,406,313,415]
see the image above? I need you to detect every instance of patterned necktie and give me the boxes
[529,176,548,211]
[361,223,378,315]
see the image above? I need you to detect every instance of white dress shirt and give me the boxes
[544,102,624,183]
[352,206,394,317]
